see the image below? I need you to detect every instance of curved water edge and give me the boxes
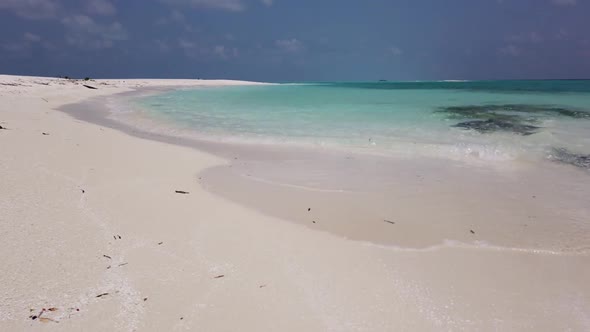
[60,84,590,255]
[362,239,590,257]
[130,81,590,168]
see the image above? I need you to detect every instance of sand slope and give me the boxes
[1,75,589,331]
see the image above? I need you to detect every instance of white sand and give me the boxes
[1,75,589,331]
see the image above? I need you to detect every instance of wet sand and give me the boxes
[2,75,590,331]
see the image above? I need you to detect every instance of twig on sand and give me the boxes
[29,308,45,320]
[96,293,109,298]
[214,275,225,279]
[83,84,98,90]
[30,307,58,322]
[470,230,475,234]
[383,220,395,225]
[175,190,190,194]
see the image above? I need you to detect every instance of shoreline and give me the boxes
[63,85,590,251]
[2,75,590,331]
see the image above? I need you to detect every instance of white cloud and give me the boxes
[178,38,209,58]
[388,46,402,56]
[507,31,543,43]
[2,32,43,54]
[86,0,116,16]
[529,31,543,43]
[498,44,522,56]
[0,0,60,19]
[154,39,171,52]
[169,10,186,23]
[159,0,244,11]
[552,0,576,5]
[261,0,273,5]
[212,45,239,59]
[213,45,227,58]
[177,39,237,60]
[499,0,576,6]
[178,38,197,50]
[156,9,196,32]
[157,10,185,24]
[276,38,304,53]
[24,32,42,43]
[61,15,128,50]
[2,43,27,53]
[555,28,569,40]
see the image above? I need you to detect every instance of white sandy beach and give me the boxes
[1,75,590,331]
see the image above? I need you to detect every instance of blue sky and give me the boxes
[1,0,589,81]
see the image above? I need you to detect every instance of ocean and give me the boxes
[134,80,590,167]
[82,78,590,253]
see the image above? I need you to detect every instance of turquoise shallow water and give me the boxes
[135,81,590,164]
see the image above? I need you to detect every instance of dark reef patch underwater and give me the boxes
[548,148,590,170]
[452,119,539,136]
[436,104,590,135]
